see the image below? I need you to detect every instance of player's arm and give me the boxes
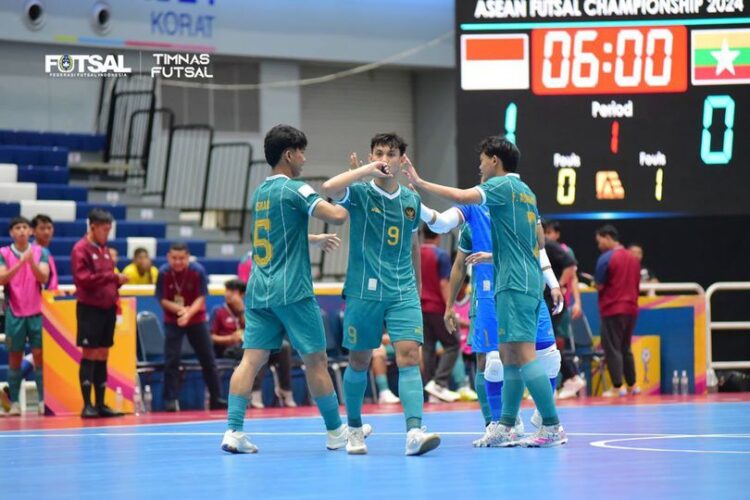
[538,223,564,314]
[565,268,583,319]
[29,249,50,284]
[0,258,23,285]
[320,161,391,201]
[308,233,342,253]
[444,248,469,333]
[402,156,483,205]
[419,204,465,234]
[411,231,421,294]
[311,200,349,226]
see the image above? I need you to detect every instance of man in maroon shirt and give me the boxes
[156,242,226,411]
[420,227,459,403]
[595,225,642,397]
[71,209,128,418]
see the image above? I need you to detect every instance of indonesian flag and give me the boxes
[692,29,750,85]
[461,34,529,90]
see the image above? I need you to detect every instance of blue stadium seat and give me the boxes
[0,236,207,259]
[76,203,126,220]
[55,255,236,276]
[0,130,105,152]
[0,203,20,217]
[17,165,69,184]
[115,221,166,238]
[50,220,87,237]
[0,145,68,167]
[37,184,88,202]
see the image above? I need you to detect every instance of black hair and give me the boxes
[422,225,439,241]
[542,220,561,233]
[30,214,53,228]
[169,241,190,253]
[370,132,407,156]
[88,208,114,225]
[8,216,30,231]
[264,124,308,167]
[596,224,619,241]
[133,247,150,258]
[628,242,643,250]
[224,278,246,294]
[477,136,520,172]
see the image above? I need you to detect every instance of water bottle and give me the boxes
[579,373,587,400]
[133,386,144,416]
[672,370,680,395]
[144,385,153,413]
[115,387,123,413]
[707,369,719,394]
[680,370,689,395]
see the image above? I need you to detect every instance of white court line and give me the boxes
[0,431,724,439]
[591,434,750,455]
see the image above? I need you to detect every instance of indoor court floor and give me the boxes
[2,395,749,499]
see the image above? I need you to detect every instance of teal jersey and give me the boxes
[457,225,477,318]
[475,173,543,299]
[339,181,421,301]
[246,174,323,308]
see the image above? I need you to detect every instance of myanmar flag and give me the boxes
[692,29,750,85]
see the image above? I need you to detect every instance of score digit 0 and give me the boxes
[557,168,577,205]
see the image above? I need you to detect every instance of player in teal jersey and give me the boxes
[321,133,440,456]
[404,136,567,448]
[221,125,367,454]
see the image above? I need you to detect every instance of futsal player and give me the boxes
[404,136,567,447]
[221,125,367,454]
[321,133,441,456]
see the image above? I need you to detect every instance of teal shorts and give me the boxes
[243,297,326,355]
[496,290,541,344]
[4,309,42,352]
[343,295,423,351]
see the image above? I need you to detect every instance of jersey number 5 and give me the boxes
[253,219,272,267]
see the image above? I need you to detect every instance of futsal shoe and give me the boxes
[8,402,21,416]
[221,430,258,454]
[531,409,542,429]
[405,427,441,456]
[250,390,264,409]
[327,423,373,450]
[210,398,228,410]
[346,426,368,455]
[81,405,99,419]
[602,387,627,398]
[164,399,180,412]
[378,389,400,404]
[628,385,642,395]
[424,380,460,403]
[474,422,520,448]
[519,424,568,448]
[98,405,124,417]
[457,386,479,402]
[558,375,586,399]
[276,389,297,407]
[38,400,45,416]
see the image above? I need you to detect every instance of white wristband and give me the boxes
[427,207,461,234]
[420,203,436,224]
[539,248,560,289]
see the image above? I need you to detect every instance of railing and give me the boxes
[161,124,214,209]
[639,282,705,295]
[706,282,750,372]
[128,108,175,196]
[101,73,155,163]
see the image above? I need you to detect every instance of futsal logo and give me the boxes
[58,55,73,73]
[44,54,132,77]
[404,207,416,220]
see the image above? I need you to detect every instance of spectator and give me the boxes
[209,279,296,408]
[156,242,227,412]
[371,331,400,405]
[0,217,50,416]
[595,225,642,397]
[30,214,58,291]
[122,248,158,285]
[451,277,477,401]
[71,209,127,418]
[420,227,460,403]
[542,220,585,399]
[108,247,120,273]
[237,249,252,283]
[628,243,659,285]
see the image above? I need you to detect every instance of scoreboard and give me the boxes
[456,1,750,216]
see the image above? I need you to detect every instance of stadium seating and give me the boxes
[0,130,105,151]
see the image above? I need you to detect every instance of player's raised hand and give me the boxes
[401,154,420,185]
[465,252,493,265]
[309,233,342,253]
[349,152,363,170]
[550,287,564,315]
[365,161,392,178]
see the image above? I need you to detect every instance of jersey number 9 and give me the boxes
[253,219,272,267]
[387,226,400,246]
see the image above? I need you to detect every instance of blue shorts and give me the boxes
[471,297,498,353]
[535,305,555,350]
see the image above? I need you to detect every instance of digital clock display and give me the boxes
[456,3,750,216]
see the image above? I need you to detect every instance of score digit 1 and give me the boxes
[504,102,517,144]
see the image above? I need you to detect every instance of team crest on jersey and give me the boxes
[404,206,416,220]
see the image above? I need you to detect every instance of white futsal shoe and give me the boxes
[531,409,542,429]
[473,416,524,447]
[346,426,368,455]
[405,426,441,456]
[221,430,259,454]
[473,422,521,448]
[378,389,400,405]
[519,424,568,448]
[327,423,372,450]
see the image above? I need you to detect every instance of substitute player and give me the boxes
[404,136,567,447]
[221,125,363,454]
[321,133,440,456]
